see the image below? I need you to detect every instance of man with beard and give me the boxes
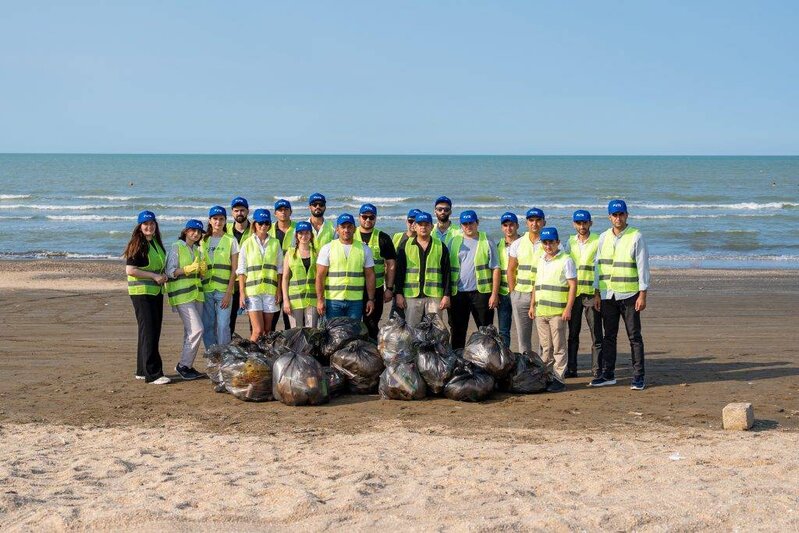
[225,196,252,334]
[432,196,460,245]
[308,192,335,248]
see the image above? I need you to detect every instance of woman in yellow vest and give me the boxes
[236,209,284,341]
[165,219,207,381]
[201,205,239,348]
[280,221,319,327]
[124,210,169,384]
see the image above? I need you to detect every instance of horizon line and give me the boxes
[1,152,798,157]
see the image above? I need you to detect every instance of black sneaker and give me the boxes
[564,370,578,378]
[630,377,646,390]
[546,380,566,393]
[588,376,617,387]
[175,364,202,381]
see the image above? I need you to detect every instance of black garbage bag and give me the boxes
[230,333,264,353]
[220,351,275,401]
[323,366,347,397]
[330,339,385,394]
[498,352,549,394]
[272,351,330,406]
[412,313,450,346]
[203,344,228,384]
[416,342,457,394]
[443,359,495,402]
[377,316,415,363]
[379,362,427,401]
[265,327,325,356]
[321,317,368,357]
[462,325,516,379]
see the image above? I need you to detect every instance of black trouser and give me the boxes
[131,293,164,382]
[567,293,604,376]
[362,287,384,341]
[600,293,645,380]
[271,307,292,331]
[229,290,240,335]
[449,290,494,350]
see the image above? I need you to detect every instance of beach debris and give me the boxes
[221,352,275,402]
[321,317,368,358]
[443,359,495,402]
[412,312,450,346]
[497,351,549,394]
[323,366,347,397]
[669,452,682,461]
[416,341,457,394]
[272,351,329,406]
[377,316,415,363]
[723,402,754,430]
[462,326,516,379]
[379,361,427,401]
[331,339,384,394]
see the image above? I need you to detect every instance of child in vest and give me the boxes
[528,227,577,392]
[165,219,208,381]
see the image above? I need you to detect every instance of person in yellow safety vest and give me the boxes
[280,221,320,328]
[448,210,501,350]
[225,196,252,335]
[432,195,461,246]
[315,213,377,320]
[562,209,603,379]
[506,207,546,354]
[124,210,170,385]
[590,199,650,391]
[165,219,208,381]
[527,227,577,393]
[394,211,452,327]
[354,203,397,340]
[307,192,336,248]
[390,208,421,320]
[496,212,521,349]
[269,198,297,331]
[200,205,239,349]
[236,209,284,341]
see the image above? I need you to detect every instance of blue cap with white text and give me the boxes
[336,213,355,226]
[137,210,156,224]
[608,199,628,214]
[407,208,421,219]
[209,205,227,218]
[231,196,249,209]
[308,193,326,205]
[185,219,205,232]
[459,210,478,224]
[253,209,271,224]
[572,209,591,222]
[539,227,559,241]
[500,212,518,224]
[414,211,433,224]
[434,195,452,206]
[274,199,292,210]
[359,203,377,215]
[526,207,545,220]
[295,221,312,233]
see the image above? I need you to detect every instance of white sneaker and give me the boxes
[149,376,171,385]
[135,375,145,380]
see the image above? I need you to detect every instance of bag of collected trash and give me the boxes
[378,316,415,362]
[416,342,457,394]
[229,333,264,354]
[379,361,427,401]
[264,327,325,356]
[203,344,228,384]
[412,313,450,346]
[321,317,368,357]
[330,339,385,394]
[272,351,330,406]
[443,359,495,402]
[323,366,347,397]
[498,352,549,394]
[221,351,275,401]
[462,325,516,379]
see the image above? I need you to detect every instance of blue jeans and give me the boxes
[202,290,232,348]
[497,293,513,349]
[326,299,363,320]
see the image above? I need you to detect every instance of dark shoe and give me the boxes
[546,380,566,393]
[564,370,578,378]
[187,367,206,379]
[175,364,202,381]
[630,377,646,391]
[588,376,617,387]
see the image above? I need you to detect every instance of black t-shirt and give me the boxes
[125,241,162,268]
[358,230,397,261]
[395,238,451,296]
[302,256,311,270]
[276,227,286,247]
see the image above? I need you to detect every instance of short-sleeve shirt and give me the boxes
[456,236,499,292]
[317,241,375,268]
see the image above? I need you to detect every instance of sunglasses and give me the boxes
[310,202,326,207]
[407,218,415,223]
[360,214,375,220]
[435,206,451,212]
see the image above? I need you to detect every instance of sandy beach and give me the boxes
[1,260,798,530]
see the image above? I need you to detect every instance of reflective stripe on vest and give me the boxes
[325,240,366,301]
[354,229,386,288]
[269,221,297,252]
[287,248,317,309]
[449,231,492,296]
[497,238,517,296]
[200,234,234,293]
[166,241,204,306]
[534,252,570,317]
[404,238,444,298]
[597,227,640,294]
[313,220,335,248]
[127,241,166,296]
[225,221,252,244]
[514,234,543,293]
[568,233,599,296]
[241,236,281,297]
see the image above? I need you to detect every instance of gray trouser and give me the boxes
[511,290,539,354]
[404,297,443,328]
[287,307,319,328]
[176,301,204,368]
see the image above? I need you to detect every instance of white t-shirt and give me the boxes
[236,235,284,276]
[316,241,375,268]
[537,253,577,284]
[508,233,542,258]
[207,235,240,260]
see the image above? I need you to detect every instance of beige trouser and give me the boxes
[511,290,539,354]
[404,297,443,328]
[287,307,319,328]
[536,315,567,383]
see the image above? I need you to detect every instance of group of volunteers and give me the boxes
[124,193,649,392]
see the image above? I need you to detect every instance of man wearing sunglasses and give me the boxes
[354,203,397,340]
[307,192,335,248]
[393,208,421,250]
[432,195,460,246]
[591,199,650,391]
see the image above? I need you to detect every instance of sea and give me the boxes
[1,154,797,269]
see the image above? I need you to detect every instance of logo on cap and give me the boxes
[185,219,205,232]
[231,196,249,209]
[608,199,628,214]
[336,213,355,226]
[308,193,326,205]
[526,208,545,220]
[359,203,377,215]
[435,195,452,206]
[274,199,292,211]
[572,209,591,222]
[539,227,559,241]
[295,221,312,233]
[459,210,478,224]
[500,212,518,224]
[407,208,421,219]
[414,211,433,224]
[209,205,227,218]
[137,210,156,224]
[253,209,271,223]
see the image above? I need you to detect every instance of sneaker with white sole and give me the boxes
[135,375,145,380]
[588,376,617,387]
[149,376,171,385]
[630,377,645,390]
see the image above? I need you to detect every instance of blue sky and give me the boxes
[1,1,797,154]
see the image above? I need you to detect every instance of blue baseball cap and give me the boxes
[500,212,518,224]
[539,227,559,241]
[407,208,421,220]
[608,199,628,214]
[459,210,478,224]
[526,207,545,220]
[308,192,326,205]
[274,199,292,211]
[209,205,227,218]
[359,203,377,215]
[295,221,312,233]
[137,210,156,224]
[414,211,433,224]
[231,196,249,209]
[253,209,271,224]
[185,219,205,232]
[573,209,591,222]
[434,195,452,206]
[336,213,355,226]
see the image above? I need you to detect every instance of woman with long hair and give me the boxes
[281,221,319,327]
[200,205,239,348]
[165,219,207,380]
[236,209,283,341]
[123,210,169,385]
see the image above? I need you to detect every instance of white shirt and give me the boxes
[166,242,200,278]
[508,233,542,258]
[537,253,577,284]
[316,241,375,268]
[593,226,650,300]
[207,235,240,262]
[236,235,284,276]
